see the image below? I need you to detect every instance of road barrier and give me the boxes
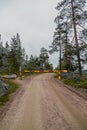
[20,70,68,80]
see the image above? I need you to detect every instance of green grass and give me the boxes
[54,73,87,89]
[62,77,87,89]
[0,80,20,107]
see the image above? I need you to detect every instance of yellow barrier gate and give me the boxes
[20,70,68,80]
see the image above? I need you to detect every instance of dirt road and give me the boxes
[0,73,87,130]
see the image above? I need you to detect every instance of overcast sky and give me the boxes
[0,0,60,67]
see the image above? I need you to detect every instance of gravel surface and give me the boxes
[0,74,87,130]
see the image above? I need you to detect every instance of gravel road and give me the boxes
[0,73,87,130]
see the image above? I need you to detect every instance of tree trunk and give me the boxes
[71,0,82,75]
[60,41,62,70]
[65,22,69,70]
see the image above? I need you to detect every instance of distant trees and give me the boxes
[0,33,53,74]
[27,55,39,70]
[27,47,53,70]
[39,48,49,69]
[50,0,87,75]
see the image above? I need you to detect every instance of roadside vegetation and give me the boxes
[62,75,87,89]
[0,79,19,107]
[55,72,87,96]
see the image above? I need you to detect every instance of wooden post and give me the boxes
[71,0,82,75]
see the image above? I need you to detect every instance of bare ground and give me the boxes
[0,73,87,130]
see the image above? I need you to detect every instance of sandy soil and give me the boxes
[0,73,87,130]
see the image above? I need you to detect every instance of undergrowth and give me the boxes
[55,73,87,89]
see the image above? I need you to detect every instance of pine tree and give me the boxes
[51,0,87,75]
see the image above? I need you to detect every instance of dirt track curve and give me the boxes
[0,73,87,130]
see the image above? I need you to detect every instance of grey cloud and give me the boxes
[0,0,59,67]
